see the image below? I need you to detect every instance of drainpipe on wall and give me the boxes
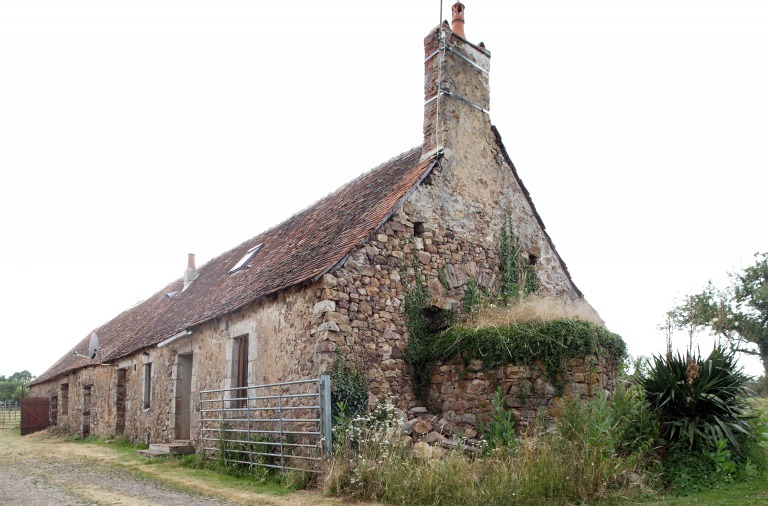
[157,329,192,348]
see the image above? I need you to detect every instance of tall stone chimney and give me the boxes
[422,2,490,159]
[183,253,198,291]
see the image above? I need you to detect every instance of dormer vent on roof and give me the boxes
[229,243,264,274]
[182,253,198,291]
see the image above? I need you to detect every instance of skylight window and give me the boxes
[229,243,264,273]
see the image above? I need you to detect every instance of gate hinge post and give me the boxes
[319,374,333,458]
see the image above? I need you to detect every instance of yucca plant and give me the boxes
[638,346,753,452]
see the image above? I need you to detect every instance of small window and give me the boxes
[413,222,425,238]
[235,336,249,408]
[50,396,58,425]
[528,254,538,265]
[60,383,69,413]
[229,243,264,273]
[143,363,152,409]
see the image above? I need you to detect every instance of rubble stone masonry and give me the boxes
[30,24,618,444]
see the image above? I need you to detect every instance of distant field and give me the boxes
[0,407,21,429]
[749,396,768,412]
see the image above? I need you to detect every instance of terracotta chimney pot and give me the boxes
[183,253,198,291]
[451,2,466,39]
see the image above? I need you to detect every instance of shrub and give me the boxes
[638,346,753,452]
[662,442,719,494]
[558,392,619,460]
[479,387,516,452]
[330,351,368,428]
[740,408,768,478]
[609,383,660,460]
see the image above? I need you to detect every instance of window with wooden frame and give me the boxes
[60,383,69,413]
[50,395,58,425]
[234,335,249,408]
[142,363,152,409]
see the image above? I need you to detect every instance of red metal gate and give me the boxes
[21,397,50,435]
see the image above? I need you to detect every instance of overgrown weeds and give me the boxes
[324,381,768,503]
[407,318,625,402]
[472,295,604,328]
[325,395,655,505]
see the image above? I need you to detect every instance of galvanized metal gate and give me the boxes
[198,375,331,473]
[20,397,49,435]
[0,401,21,430]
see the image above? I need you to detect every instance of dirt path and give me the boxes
[0,429,342,506]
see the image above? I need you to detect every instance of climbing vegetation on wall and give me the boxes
[409,319,626,404]
[330,350,369,426]
[498,214,539,304]
[403,216,626,406]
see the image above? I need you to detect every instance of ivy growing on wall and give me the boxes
[330,350,369,425]
[498,214,539,304]
[410,319,626,403]
[403,254,441,404]
[402,215,625,406]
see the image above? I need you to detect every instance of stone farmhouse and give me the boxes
[30,4,615,444]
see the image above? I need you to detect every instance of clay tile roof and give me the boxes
[33,148,436,385]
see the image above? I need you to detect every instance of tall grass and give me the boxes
[472,295,605,328]
[325,398,650,505]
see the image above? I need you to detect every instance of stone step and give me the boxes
[136,449,169,458]
[148,442,195,455]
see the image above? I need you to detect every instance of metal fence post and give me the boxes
[319,374,332,458]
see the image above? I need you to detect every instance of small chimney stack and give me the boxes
[183,253,198,291]
[451,2,466,39]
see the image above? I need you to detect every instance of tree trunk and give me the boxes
[759,339,768,380]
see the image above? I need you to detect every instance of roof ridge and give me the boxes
[31,146,430,385]
[203,146,423,266]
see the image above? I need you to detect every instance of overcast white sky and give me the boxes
[1,1,766,379]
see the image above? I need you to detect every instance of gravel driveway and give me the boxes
[0,429,249,506]
[0,429,296,506]
[0,452,240,505]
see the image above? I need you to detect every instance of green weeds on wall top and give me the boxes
[408,319,625,405]
[402,215,625,406]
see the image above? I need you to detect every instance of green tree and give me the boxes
[669,253,768,377]
[0,370,35,402]
[9,370,32,383]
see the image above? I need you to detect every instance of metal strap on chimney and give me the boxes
[441,90,490,114]
[424,42,489,76]
[424,48,442,64]
[443,43,489,75]
[423,90,489,115]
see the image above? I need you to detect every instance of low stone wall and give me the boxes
[427,353,619,432]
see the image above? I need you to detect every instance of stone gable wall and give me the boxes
[313,145,589,407]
